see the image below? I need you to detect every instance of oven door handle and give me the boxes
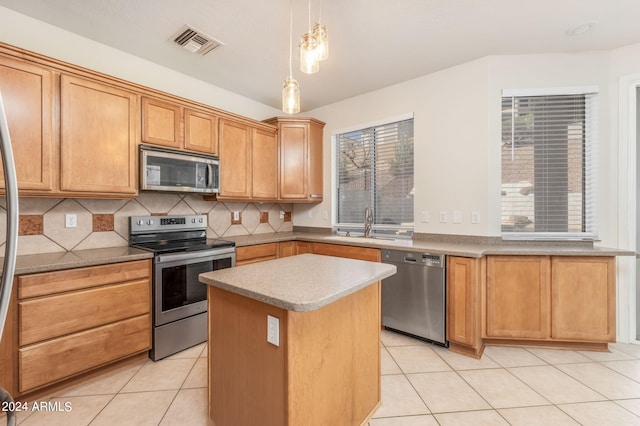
[156,248,235,264]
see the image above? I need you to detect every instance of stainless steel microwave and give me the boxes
[139,145,219,194]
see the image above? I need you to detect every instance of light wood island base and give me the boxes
[200,254,396,426]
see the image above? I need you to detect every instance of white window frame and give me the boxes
[500,87,599,241]
[332,113,414,237]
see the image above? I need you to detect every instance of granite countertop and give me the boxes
[2,229,634,277]
[225,232,636,258]
[199,253,397,312]
[9,246,153,275]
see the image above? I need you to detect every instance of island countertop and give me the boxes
[199,253,397,312]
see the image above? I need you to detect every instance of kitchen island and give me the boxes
[199,253,396,426]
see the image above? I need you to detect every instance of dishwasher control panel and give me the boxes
[381,250,444,268]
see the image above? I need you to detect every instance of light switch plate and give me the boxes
[65,213,77,228]
[267,315,279,346]
[420,210,429,223]
[471,211,481,224]
[453,210,462,224]
[439,211,448,223]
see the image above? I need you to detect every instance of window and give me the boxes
[335,117,414,236]
[501,89,598,239]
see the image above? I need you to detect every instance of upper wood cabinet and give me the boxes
[185,108,218,155]
[141,96,182,148]
[0,56,54,192]
[142,96,219,155]
[219,118,252,198]
[251,127,278,199]
[218,119,278,200]
[264,117,325,202]
[60,75,137,196]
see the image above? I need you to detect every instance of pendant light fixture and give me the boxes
[282,0,300,114]
[299,0,319,74]
[312,0,328,61]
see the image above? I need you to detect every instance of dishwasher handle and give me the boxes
[403,256,418,263]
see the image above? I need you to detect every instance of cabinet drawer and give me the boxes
[236,243,278,265]
[18,260,150,299]
[311,243,381,262]
[19,314,150,393]
[19,279,150,346]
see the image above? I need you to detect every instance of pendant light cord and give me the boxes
[289,0,293,78]
[308,0,311,31]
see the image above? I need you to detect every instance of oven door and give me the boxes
[153,248,235,326]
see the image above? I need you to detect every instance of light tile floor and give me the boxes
[4,331,640,425]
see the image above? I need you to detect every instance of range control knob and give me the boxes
[199,218,204,223]
[136,220,144,226]
[146,219,154,226]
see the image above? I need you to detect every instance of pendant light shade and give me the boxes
[282,77,300,114]
[299,33,319,74]
[312,23,328,61]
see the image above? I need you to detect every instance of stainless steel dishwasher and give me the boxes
[381,249,447,346]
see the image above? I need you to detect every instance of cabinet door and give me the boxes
[551,257,615,342]
[185,108,218,154]
[60,75,137,195]
[236,243,278,265]
[277,241,296,258]
[447,257,479,348]
[0,56,54,192]
[141,96,182,148]
[307,119,324,200]
[279,122,308,199]
[219,119,252,198]
[485,256,550,339]
[252,128,278,199]
[295,241,312,254]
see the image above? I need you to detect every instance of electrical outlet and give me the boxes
[439,211,448,223]
[267,315,279,346]
[279,210,285,219]
[420,210,429,223]
[65,213,77,228]
[233,211,240,221]
[471,211,481,224]
[453,210,462,224]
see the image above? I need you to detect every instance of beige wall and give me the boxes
[0,6,281,121]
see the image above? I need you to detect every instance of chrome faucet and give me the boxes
[364,206,373,238]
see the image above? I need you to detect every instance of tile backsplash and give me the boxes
[0,193,292,256]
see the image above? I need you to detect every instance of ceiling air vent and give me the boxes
[171,25,223,55]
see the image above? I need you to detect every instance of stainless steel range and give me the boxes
[129,214,235,361]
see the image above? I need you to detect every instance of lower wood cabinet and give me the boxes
[485,256,551,339]
[310,242,381,262]
[447,254,616,358]
[236,243,279,266]
[446,256,483,357]
[551,256,615,342]
[13,259,152,395]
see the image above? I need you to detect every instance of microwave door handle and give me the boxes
[207,164,213,189]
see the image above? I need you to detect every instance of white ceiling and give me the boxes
[1,0,639,112]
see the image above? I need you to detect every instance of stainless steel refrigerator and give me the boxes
[0,91,20,426]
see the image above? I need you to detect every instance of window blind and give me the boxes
[501,92,598,239]
[336,118,414,235]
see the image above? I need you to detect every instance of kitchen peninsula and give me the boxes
[199,253,396,426]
